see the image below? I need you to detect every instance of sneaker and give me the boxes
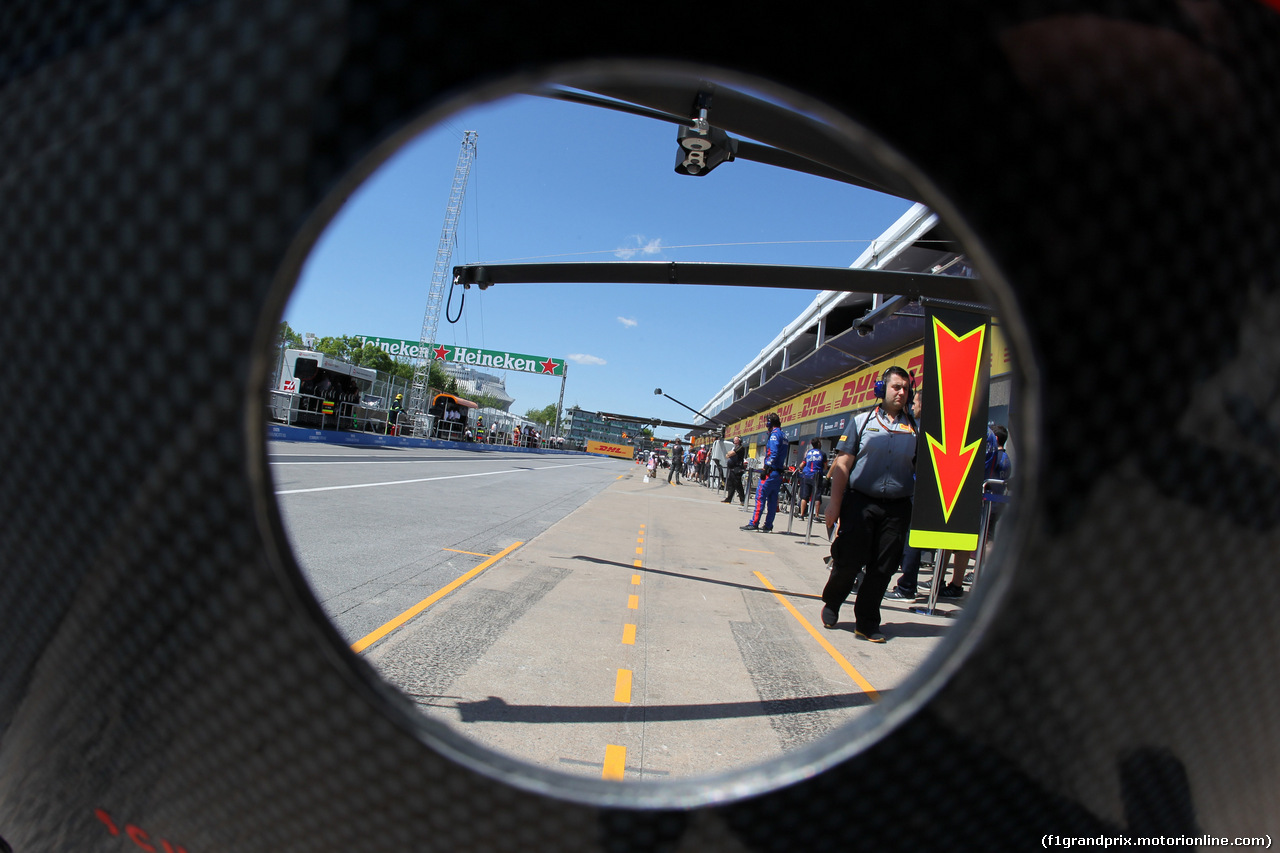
[740,524,759,531]
[721,498,732,503]
[940,583,964,598]
[821,605,839,629]
[855,630,887,643]
[964,571,975,584]
[918,579,933,590]
[760,527,773,533]
[885,588,916,601]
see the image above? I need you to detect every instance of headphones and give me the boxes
[873,367,915,407]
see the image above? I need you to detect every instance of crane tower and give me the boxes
[408,130,478,427]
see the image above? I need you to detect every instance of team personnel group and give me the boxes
[647,364,1012,646]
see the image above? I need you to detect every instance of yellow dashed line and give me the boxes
[614,669,633,703]
[635,546,644,555]
[633,559,643,567]
[442,548,494,558]
[603,745,626,780]
[627,595,639,610]
[631,574,641,585]
[622,624,636,645]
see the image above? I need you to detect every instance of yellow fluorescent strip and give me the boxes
[442,548,494,558]
[631,574,641,585]
[633,559,642,568]
[622,624,636,645]
[602,745,626,780]
[754,571,880,701]
[635,546,643,555]
[637,537,644,544]
[627,595,639,610]
[351,542,523,653]
[614,669,633,703]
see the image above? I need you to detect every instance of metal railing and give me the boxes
[913,478,1008,616]
[269,391,398,434]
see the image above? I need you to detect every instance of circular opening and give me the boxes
[257,61,1035,806]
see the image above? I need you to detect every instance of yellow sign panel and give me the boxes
[725,323,1008,437]
[587,440,635,460]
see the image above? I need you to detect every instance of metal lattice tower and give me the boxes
[409,130,478,422]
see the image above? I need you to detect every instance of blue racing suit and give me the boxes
[749,426,789,529]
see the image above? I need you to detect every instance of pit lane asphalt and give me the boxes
[268,440,963,781]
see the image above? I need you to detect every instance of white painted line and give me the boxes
[274,460,612,495]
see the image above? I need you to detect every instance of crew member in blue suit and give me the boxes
[742,413,788,532]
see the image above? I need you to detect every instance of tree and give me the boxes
[427,360,449,390]
[470,392,504,410]
[524,403,559,426]
[277,322,304,350]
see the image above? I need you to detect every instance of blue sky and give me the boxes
[282,90,912,438]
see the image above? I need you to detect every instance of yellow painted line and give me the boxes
[637,537,644,544]
[739,549,775,554]
[631,574,641,585]
[622,624,636,645]
[603,745,626,780]
[442,548,494,558]
[639,524,645,529]
[633,559,643,568]
[635,546,644,555]
[754,571,880,701]
[627,595,639,610]
[614,669,633,703]
[616,475,624,480]
[351,542,523,653]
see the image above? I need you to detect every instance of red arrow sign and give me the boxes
[925,318,986,521]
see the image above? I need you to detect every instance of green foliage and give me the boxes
[427,360,449,389]
[312,334,366,361]
[277,322,304,350]
[524,403,559,426]
[470,392,504,410]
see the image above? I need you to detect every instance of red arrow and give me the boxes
[925,318,985,522]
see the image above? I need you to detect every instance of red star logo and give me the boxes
[432,345,450,361]
[539,357,560,375]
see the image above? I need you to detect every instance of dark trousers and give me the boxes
[725,469,745,503]
[668,460,681,483]
[896,543,922,596]
[822,491,913,634]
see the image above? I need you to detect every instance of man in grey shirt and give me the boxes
[820,366,919,642]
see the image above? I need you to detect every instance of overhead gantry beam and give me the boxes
[453,261,985,304]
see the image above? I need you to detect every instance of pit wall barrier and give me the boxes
[266,423,590,456]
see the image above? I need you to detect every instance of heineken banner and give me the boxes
[360,336,565,376]
[908,308,992,552]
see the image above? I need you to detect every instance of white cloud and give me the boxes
[614,235,664,260]
[566,353,607,365]
[617,316,638,328]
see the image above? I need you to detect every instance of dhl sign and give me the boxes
[586,440,635,460]
[726,323,1010,438]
